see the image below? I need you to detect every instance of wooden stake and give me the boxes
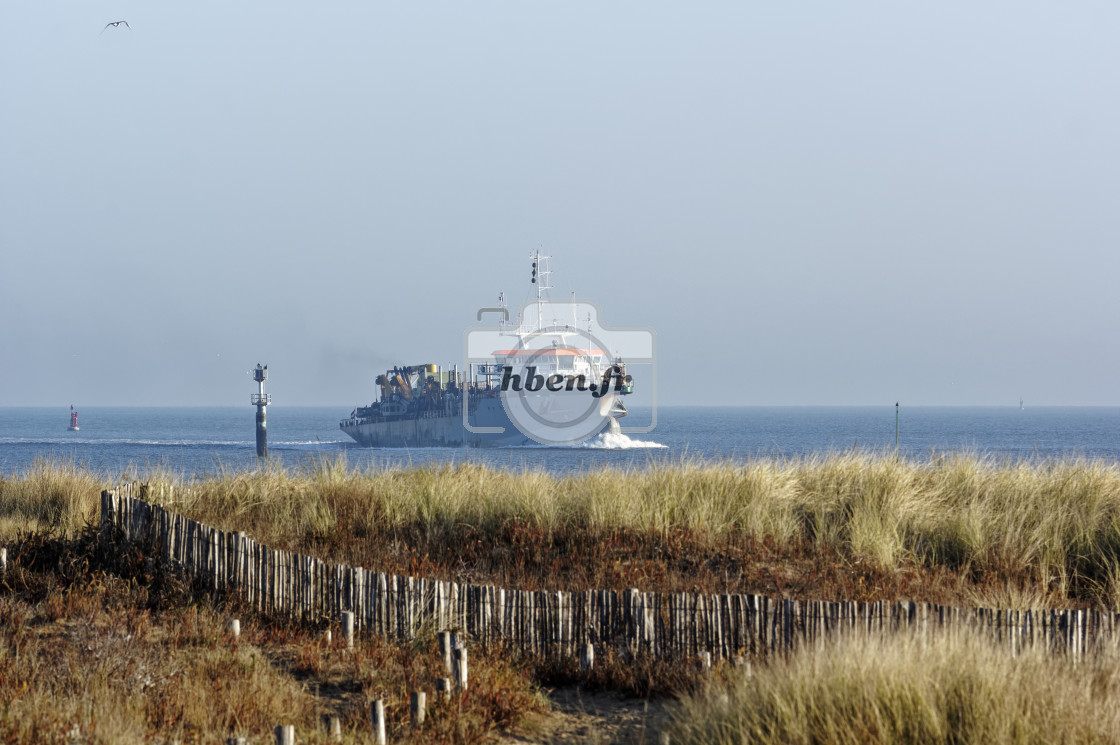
[454,647,469,692]
[439,630,452,675]
[342,611,355,650]
[580,641,595,673]
[371,700,386,745]
[411,691,426,728]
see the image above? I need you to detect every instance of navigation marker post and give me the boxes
[251,364,271,458]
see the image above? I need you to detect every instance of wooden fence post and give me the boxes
[580,641,595,673]
[99,489,116,546]
[439,630,453,675]
[342,611,355,650]
[273,725,294,745]
[411,691,426,728]
[371,700,386,745]
[454,647,469,692]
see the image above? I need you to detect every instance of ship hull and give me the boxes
[340,397,537,448]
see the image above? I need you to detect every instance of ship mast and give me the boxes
[530,249,551,332]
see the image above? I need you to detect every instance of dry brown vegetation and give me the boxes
[0,526,559,744]
[5,453,1120,743]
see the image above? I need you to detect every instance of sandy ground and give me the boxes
[498,688,673,745]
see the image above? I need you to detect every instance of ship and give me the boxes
[340,252,635,448]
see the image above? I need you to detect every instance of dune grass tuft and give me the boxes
[666,630,1120,745]
[0,457,103,536]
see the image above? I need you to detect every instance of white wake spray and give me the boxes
[579,431,667,449]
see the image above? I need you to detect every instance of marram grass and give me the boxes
[170,452,1120,603]
[0,457,104,536]
[7,452,1120,605]
[665,630,1120,745]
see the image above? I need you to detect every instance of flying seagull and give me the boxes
[101,20,130,32]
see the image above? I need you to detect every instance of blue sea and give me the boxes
[1,406,1118,478]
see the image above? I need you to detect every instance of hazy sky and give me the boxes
[3,2,1118,407]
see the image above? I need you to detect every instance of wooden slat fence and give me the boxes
[101,486,1118,662]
